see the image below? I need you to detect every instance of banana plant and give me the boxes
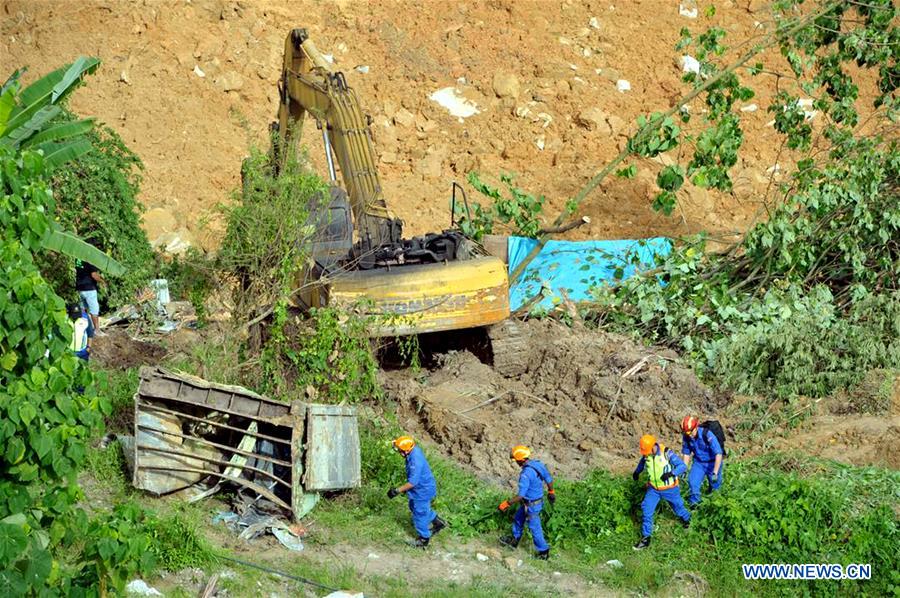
[1,58,125,275]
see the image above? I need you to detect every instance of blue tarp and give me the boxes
[507,236,672,312]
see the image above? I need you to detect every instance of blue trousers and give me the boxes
[687,460,723,505]
[409,498,436,539]
[511,500,549,552]
[641,486,690,538]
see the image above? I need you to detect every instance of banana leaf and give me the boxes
[0,105,60,149]
[36,138,92,169]
[4,57,99,136]
[0,88,16,134]
[22,118,94,148]
[41,228,126,276]
[1,68,24,97]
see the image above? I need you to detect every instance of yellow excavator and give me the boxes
[269,28,512,339]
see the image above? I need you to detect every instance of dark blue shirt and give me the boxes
[405,445,437,501]
[517,459,553,501]
[682,427,723,463]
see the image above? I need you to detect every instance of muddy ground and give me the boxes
[382,319,729,481]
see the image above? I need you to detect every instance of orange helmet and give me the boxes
[681,416,699,434]
[639,434,657,456]
[392,435,415,454]
[510,445,531,461]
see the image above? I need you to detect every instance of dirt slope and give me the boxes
[4,0,809,252]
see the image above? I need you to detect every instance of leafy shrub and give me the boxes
[258,305,380,403]
[710,288,899,398]
[41,109,155,308]
[544,471,636,546]
[0,142,109,594]
[455,173,546,241]
[144,511,216,571]
[218,143,327,318]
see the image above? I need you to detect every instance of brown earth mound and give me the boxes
[382,319,727,481]
[91,328,167,370]
[4,0,863,253]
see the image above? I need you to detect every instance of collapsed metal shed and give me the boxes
[132,366,360,520]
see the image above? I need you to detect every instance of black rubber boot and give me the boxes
[682,518,691,529]
[499,535,520,549]
[535,549,550,560]
[414,536,430,548]
[633,536,651,551]
[431,516,447,535]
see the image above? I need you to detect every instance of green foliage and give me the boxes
[0,140,110,594]
[143,510,216,571]
[75,503,155,593]
[455,173,546,241]
[590,134,899,398]
[157,249,217,325]
[219,143,327,318]
[43,110,154,307]
[260,305,380,403]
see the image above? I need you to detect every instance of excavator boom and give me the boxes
[272,28,509,336]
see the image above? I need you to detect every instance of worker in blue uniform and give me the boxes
[632,434,690,550]
[498,445,555,560]
[680,416,724,507]
[387,435,446,548]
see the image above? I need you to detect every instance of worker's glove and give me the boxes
[660,472,674,483]
[547,490,556,505]
[632,470,640,481]
[387,488,400,499]
[498,500,511,512]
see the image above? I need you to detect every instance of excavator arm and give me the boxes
[277,29,401,263]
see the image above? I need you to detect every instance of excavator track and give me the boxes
[488,319,530,377]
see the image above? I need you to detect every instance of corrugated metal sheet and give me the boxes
[303,404,361,490]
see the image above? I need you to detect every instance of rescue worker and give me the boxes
[387,435,446,548]
[680,416,724,507]
[498,445,555,560]
[632,434,690,550]
[67,303,94,361]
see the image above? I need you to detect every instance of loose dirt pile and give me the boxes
[91,328,167,370]
[382,319,728,481]
[4,0,867,253]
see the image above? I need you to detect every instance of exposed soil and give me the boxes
[382,319,728,481]
[90,328,167,369]
[5,0,884,253]
[743,371,900,469]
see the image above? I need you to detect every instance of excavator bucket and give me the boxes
[326,256,510,336]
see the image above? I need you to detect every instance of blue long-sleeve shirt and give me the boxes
[633,448,687,477]
[404,445,437,501]
[682,427,723,463]
[517,459,553,501]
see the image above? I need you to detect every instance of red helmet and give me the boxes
[681,416,699,434]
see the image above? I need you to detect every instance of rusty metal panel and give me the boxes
[303,404,361,491]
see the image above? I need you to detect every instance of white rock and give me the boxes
[740,103,758,112]
[476,552,489,562]
[679,3,698,18]
[553,571,562,577]
[535,135,545,151]
[589,16,600,29]
[322,53,335,64]
[355,65,370,74]
[616,79,631,93]
[125,580,162,597]
[120,70,131,84]
[336,42,348,53]
[606,559,624,569]
[680,55,700,75]
[367,552,380,559]
[429,87,480,119]
[323,593,364,598]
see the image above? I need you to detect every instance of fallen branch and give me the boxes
[538,216,591,235]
